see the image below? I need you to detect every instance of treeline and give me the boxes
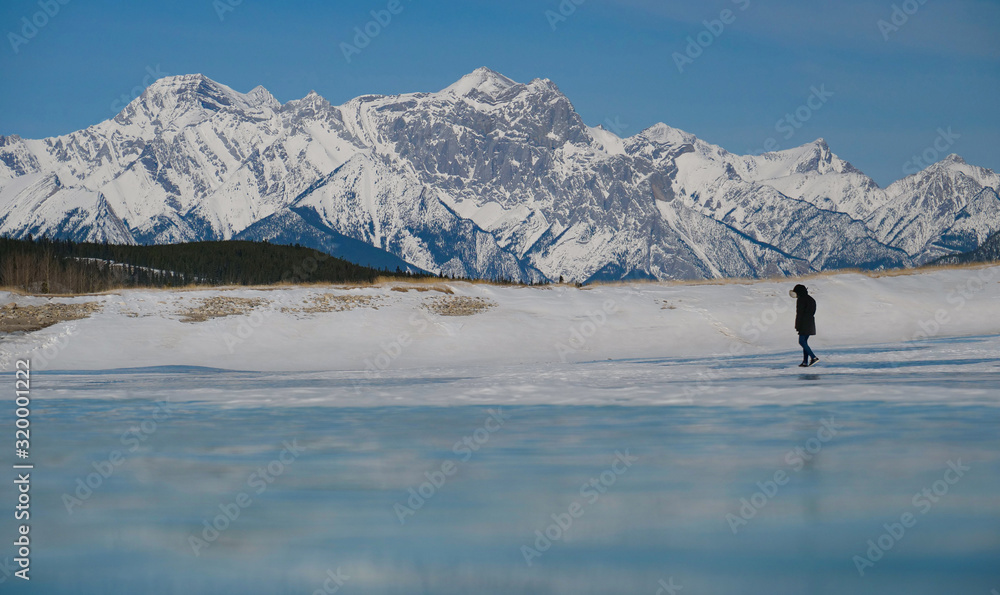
[932,230,1000,266]
[0,237,426,294]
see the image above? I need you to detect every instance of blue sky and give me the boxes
[0,0,997,186]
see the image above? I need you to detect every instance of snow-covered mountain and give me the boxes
[867,155,1000,263]
[1,68,997,281]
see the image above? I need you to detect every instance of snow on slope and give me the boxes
[443,66,519,99]
[1,69,996,281]
[868,155,1000,263]
[740,140,888,219]
[331,81,823,281]
[274,154,543,280]
[3,265,998,378]
[633,129,909,271]
[586,125,626,157]
[1,75,290,243]
[0,172,133,243]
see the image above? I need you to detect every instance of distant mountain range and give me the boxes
[2,68,998,282]
[935,229,1000,266]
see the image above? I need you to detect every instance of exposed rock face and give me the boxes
[2,69,996,282]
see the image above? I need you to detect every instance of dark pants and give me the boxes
[799,334,816,363]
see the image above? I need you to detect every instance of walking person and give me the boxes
[790,284,819,367]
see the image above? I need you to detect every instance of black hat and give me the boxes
[792,284,808,296]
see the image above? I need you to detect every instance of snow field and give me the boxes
[1,265,997,380]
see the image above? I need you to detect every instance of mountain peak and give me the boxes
[6,71,997,282]
[914,154,1000,191]
[115,74,280,130]
[527,77,562,94]
[915,154,972,178]
[793,138,861,175]
[638,123,696,145]
[138,74,243,107]
[284,90,331,115]
[246,85,280,109]
[442,67,518,98]
[144,73,212,92]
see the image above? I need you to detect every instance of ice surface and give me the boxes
[2,266,998,594]
[4,380,998,594]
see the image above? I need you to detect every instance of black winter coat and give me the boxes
[795,294,817,336]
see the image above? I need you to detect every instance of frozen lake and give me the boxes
[3,334,999,594]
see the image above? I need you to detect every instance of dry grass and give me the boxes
[864,262,999,278]
[4,262,995,303]
[178,296,271,323]
[281,293,382,314]
[0,301,103,333]
[422,296,497,317]
[389,283,455,294]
